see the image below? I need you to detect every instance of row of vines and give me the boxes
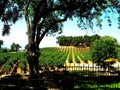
[39,47,68,67]
[1,46,120,75]
[0,52,27,74]
[59,46,92,64]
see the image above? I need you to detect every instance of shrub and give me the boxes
[90,36,119,67]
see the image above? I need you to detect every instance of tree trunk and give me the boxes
[25,44,40,77]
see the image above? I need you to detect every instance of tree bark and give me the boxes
[25,44,40,77]
[24,1,40,77]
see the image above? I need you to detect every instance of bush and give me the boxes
[90,36,119,67]
[1,48,9,52]
[2,49,8,52]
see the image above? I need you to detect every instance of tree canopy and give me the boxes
[11,42,21,52]
[90,36,119,67]
[56,34,101,47]
[1,0,120,37]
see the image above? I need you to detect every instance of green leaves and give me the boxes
[57,35,101,47]
[1,0,120,36]
[2,24,10,36]
[90,36,119,65]
[10,42,21,52]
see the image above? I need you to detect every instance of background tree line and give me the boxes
[0,40,21,52]
[56,34,101,47]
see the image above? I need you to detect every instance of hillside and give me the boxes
[0,46,120,75]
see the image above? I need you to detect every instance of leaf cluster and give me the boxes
[0,0,120,37]
[90,36,119,65]
[0,0,23,36]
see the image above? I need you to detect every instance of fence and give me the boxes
[40,64,120,89]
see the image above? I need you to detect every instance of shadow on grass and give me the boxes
[75,76,120,90]
[73,71,120,90]
[0,70,120,90]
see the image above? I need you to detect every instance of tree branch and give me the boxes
[37,14,69,45]
[24,0,31,44]
[34,1,54,46]
[31,0,48,44]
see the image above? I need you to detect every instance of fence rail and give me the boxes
[39,65,120,89]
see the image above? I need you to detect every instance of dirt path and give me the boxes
[115,59,120,64]
[87,60,93,64]
[72,46,76,64]
[77,56,86,64]
[0,64,4,73]
[64,53,70,66]
[9,61,19,74]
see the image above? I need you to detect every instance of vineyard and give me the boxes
[0,52,28,76]
[0,46,92,75]
[0,46,120,76]
[39,46,94,71]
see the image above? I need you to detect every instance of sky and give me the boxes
[0,14,120,50]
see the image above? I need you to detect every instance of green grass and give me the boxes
[71,71,120,89]
[74,82,120,89]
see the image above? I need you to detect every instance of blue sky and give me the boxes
[0,14,120,50]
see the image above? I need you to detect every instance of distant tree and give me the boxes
[11,42,21,52]
[90,34,101,43]
[0,40,3,49]
[83,35,90,46]
[72,36,80,46]
[0,0,120,77]
[57,35,101,47]
[90,36,119,67]
[15,44,21,51]
[78,36,84,46]
[56,36,66,46]
[2,48,9,52]
[11,42,16,51]
[67,36,73,46]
